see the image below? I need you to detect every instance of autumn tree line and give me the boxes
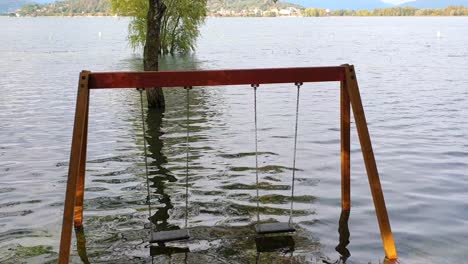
[303,6,468,17]
[15,1,468,18]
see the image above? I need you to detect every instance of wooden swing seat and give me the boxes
[255,222,295,235]
[150,229,190,243]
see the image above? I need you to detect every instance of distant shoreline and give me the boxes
[9,4,468,18]
[2,15,468,18]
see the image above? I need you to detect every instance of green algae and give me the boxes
[229,203,310,216]
[15,245,53,258]
[250,194,316,204]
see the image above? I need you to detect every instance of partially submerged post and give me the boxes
[58,65,397,263]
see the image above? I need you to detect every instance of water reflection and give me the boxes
[255,235,295,253]
[146,55,198,262]
[75,226,90,264]
[150,245,190,256]
[255,235,295,263]
[145,108,179,233]
[335,209,351,261]
[126,54,200,234]
[150,245,189,264]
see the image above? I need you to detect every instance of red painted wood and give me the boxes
[88,66,346,89]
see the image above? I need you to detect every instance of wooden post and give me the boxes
[340,77,351,211]
[337,73,352,257]
[343,65,398,260]
[59,71,90,264]
[73,77,89,228]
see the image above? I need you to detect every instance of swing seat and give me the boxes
[150,229,190,243]
[255,222,295,235]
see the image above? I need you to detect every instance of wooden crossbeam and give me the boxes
[88,66,346,89]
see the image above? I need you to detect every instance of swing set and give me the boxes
[58,65,397,263]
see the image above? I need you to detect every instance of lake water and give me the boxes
[0,17,467,263]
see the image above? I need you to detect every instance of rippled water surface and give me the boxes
[0,17,467,263]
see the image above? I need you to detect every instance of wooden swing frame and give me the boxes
[58,64,397,263]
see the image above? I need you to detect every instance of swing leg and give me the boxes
[74,77,89,228]
[340,78,351,212]
[336,77,351,257]
[59,71,90,264]
[344,65,397,260]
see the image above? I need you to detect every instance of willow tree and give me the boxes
[111,0,207,109]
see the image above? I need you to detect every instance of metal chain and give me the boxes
[184,87,191,229]
[138,88,153,237]
[252,84,260,223]
[289,82,302,224]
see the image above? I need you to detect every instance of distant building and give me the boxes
[279,9,291,16]
[278,7,301,16]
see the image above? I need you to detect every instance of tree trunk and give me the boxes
[144,0,166,110]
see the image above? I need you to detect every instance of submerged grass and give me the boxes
[229,203,310,216]
[15,245,53,258]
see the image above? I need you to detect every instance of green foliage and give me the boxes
[111,0,207,55]
[303,6,468,17]
[303,8,327,17]
[18,4,41,16]
[262,11,277,17]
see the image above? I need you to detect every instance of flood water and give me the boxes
[0,17,467,263]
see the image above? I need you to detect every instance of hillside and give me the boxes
[0,0,30,13]
[284,0,468,9]
[288,0,391,9]
[12,0,468,17]
[208,0,302,12]
[17,0,111,16]
[400,0,468,8]
[16,0,304,17]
